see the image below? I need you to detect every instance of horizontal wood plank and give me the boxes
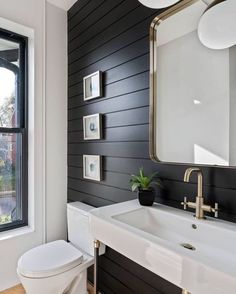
[68,35,149,87]
[68,107,149,131]
[67,0,236,293]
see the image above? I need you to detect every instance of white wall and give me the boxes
[47,0,77,11]
[45,2,67,242]
[0,0,67,289]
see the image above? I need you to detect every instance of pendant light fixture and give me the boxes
[137,0,180,9]
[198,0,236,49]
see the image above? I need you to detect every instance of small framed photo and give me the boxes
[83,113,102,140]
[83,155,102,181]
[83,71,102,101]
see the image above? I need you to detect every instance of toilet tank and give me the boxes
[67,202,94,256]
[67,202,105,256]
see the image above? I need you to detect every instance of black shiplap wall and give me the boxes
[68,0,236,293]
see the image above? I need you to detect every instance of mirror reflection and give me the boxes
[150,0,236,166]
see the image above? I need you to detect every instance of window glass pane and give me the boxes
[0,38,20,128]
[0,133,22,225]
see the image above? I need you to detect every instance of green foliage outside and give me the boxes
[0,71,17,226]
[0,94,15,127]
[0,172,15,192]
[0,172,15,224]
[0,214,11,225]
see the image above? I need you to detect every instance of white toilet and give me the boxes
[17,202,105,294]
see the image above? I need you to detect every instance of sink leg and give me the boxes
[94,239,100,294]
[182,290,191,294]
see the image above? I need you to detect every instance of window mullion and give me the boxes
[0,128,22,134]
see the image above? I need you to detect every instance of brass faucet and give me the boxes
[181,167,218,219]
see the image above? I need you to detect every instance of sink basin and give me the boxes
[89,200,236,294]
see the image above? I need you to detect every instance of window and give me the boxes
[0,28,28,232]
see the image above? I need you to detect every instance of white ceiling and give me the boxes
[47,0,78,11]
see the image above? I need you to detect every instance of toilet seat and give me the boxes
[17,240,83,278]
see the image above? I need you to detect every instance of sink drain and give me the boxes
[180,243,196,251]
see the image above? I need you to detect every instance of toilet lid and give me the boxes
[17,240,83,278]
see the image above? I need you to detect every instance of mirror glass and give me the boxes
[150,0,236,167]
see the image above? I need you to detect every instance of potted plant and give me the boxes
[130,168,162,206]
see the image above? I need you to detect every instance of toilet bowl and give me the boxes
[17,202,105,294]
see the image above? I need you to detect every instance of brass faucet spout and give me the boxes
[183,168,203,197]
[181,167,218,219]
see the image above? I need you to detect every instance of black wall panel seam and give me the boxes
[164,177,236,191]
[68,69,149,98]
[68,187,116,204]
[68,154,149,161]
[68,52,149,88]
[69,166,131,176]
[68,5,150,58]
[68,0,106,33]
[68,176,132,192]
[68,140,148,144]
[68,0,91,21]
[68,89,149,110]
[103,255,164,294]
[68,0,125,37]
[99,256,162,294]
[68,35,148,79]
[97,266,135,294]
[68,105,149,122]
[68,0,135,45]
[68,106,150,120]
[68,123,149,133]
[68,36,149,83]
[68,0,135,42]
[68,35,149,76]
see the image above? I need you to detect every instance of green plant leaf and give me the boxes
[131,182,140,192]
[139,167,144,179]
[130,175,141,182]
[130,168,163,192]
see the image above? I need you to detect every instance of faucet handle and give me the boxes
[181,197,188,210]
[212,203,219,218]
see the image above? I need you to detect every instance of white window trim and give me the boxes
[0,16,46,242]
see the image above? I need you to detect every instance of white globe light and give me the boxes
[138,0,180,9]
[198,0,236,49]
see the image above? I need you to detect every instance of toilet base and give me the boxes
[17,253,94,294]
[18,267,87,294]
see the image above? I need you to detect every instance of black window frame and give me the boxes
[0,28,28,232]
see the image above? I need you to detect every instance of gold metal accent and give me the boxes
[94,239,100,249]
[204,0,226,13]
[182,290,191,294]
[184,167,203,198]
[149,0,235,170]
[181,167,219,219]
[149,0,198,164]
[94,239,100,294]
[180,243,196,251]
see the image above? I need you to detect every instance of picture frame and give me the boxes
[83,113,102,140]
[83,71,102,101]
[83,155,102,181]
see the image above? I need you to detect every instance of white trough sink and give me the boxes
[89,200,236,294]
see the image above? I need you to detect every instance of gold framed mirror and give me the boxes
[149,0,236,167]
